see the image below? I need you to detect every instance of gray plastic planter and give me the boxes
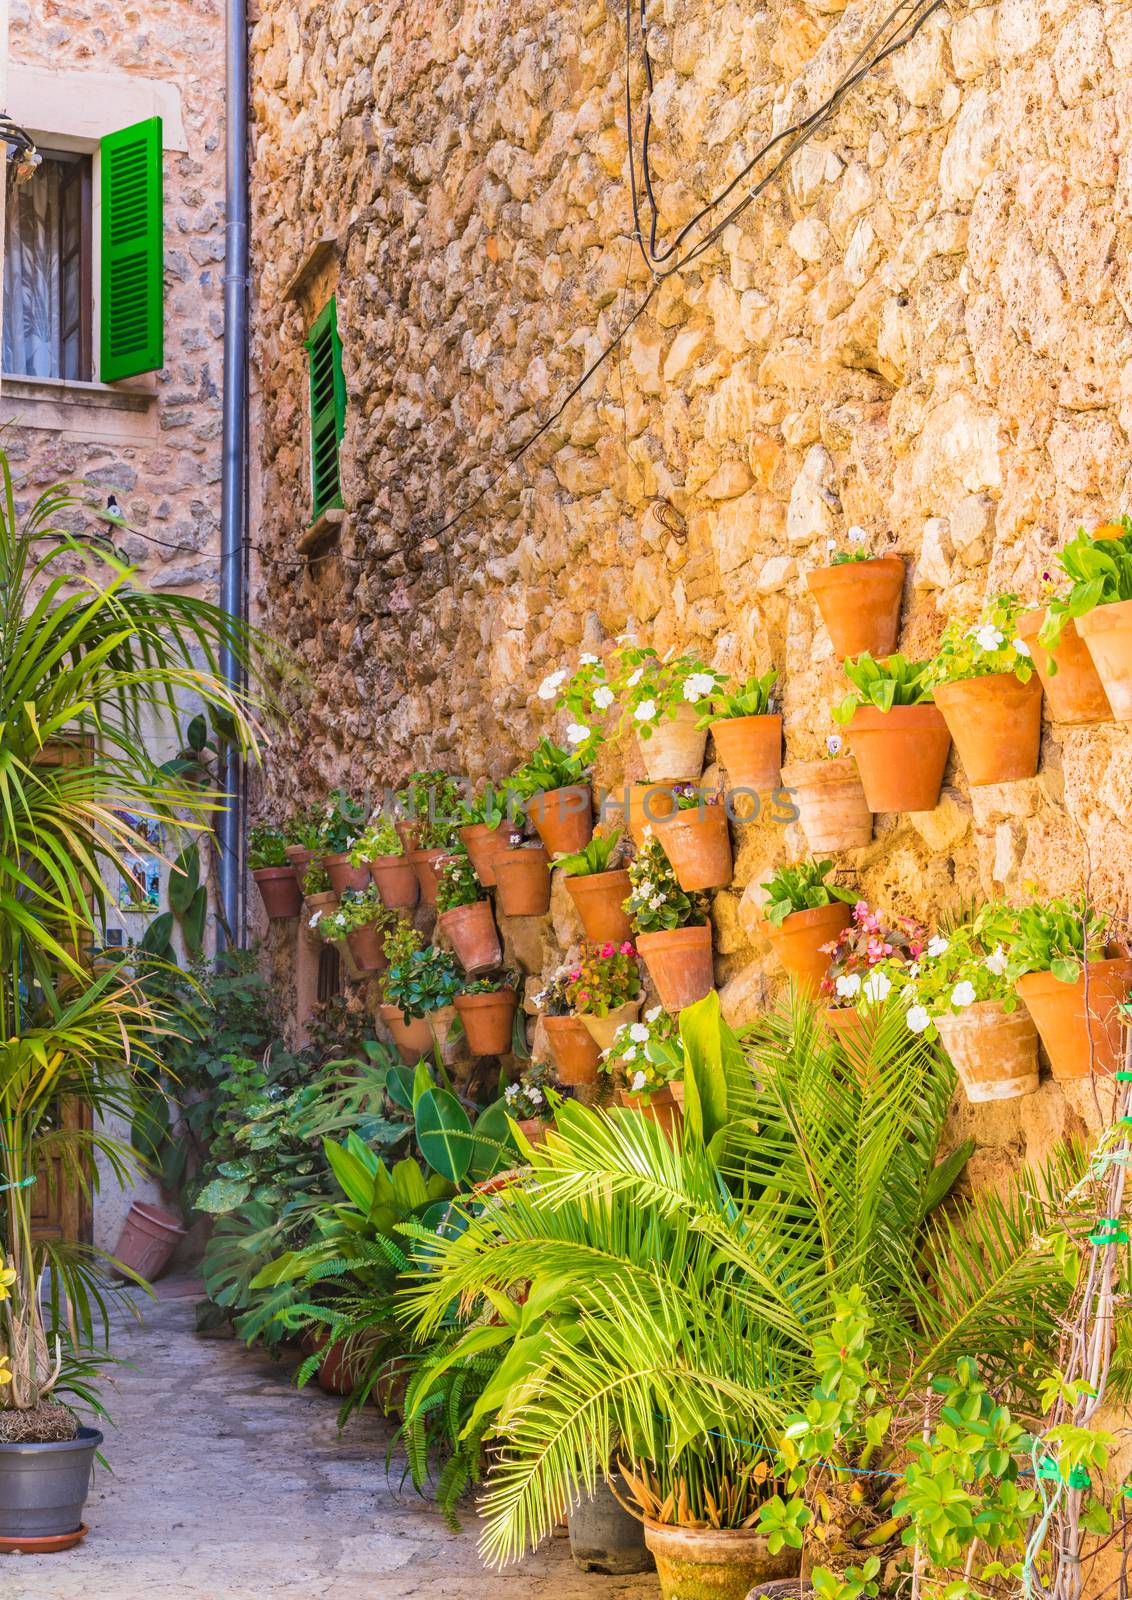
[0,1426,102,1538]
[567,1477,652,1574]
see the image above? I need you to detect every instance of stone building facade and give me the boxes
[247,0,1132,1181]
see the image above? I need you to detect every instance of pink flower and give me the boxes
[854,899,870,919]
[601,942,615,958]
[570,969,581,981]
[908,940,924,958]
[620,941,634,955]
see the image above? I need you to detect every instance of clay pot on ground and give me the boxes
[113,1201,185,1281]
[764,902,852,997]
[526,785,594,857]
[637,925,715,1011]
[845,703,951,813]
[458,823,508,887]
[455,987,519,1055]
[252,866,302,920]
[368,853,419,910]
[619,783,677,847]
[493,846,551,916]
[935,1001,1040,1103]
[933,673,1043,785]
[438,899,502,974]
[654,804,733,891]
[1015,607,1111,725]
[344,923,388,974]
[1077,599,1132,720]
[710,713,783,793]
[806,555,905,658]
[543,1015,603,1086]
[379,1003,433,1063]
[639,705,707,783]
[565,870,633,944]
[322,851,371,896]
[409,847,447,906]
[616,1081,684,1138]
[779,757,873,853]
[579,998,642,1052]
[567,1478,652,1575]
[643,1520,799,1600]
[312,1333,366,1397]
[1016,958,1132,1082]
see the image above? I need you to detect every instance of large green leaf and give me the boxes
[385,1065,415,1113]
[182,884,208,954]
[167,843,199,914]
[415,1088,474,1183]
[195,1175,252,1214]
[467,1099,518,1183]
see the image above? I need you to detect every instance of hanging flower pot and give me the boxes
[322,851,371,896]
[344,923,388,974]
[639,705,708,783]
[845,704,951,812]
[379,1003,433,1063]
[578,999,642,1053]
[515,1116,552,1147]
[368,853,419,910]
[806,555,905,657]
[438,900,502,975]
[764,903,852,996]
[542,1015,603,1085]
[620,783,677,847]
[458,823,507,887]
[655,802,733,891]
[252,866,302,921]
[1016,958,1132,1082]
[565,870,633,944]
[1015,608,1111,725]
[643,1520,799,1600]
[637,925,714,1011]
[933,673,1043,785]
[526,786,594,857]
[779,757,873,852]
[284,843,315,879]
[710,713,782,793]
[409,847,447,907]
[494,847,551,916]
[303,888,339,940]
[934,1001,1040,1103]
[1076,599,1132,720]
[427,1003,461,1064]
[454,987,518,1055]
[616,1081,684,1138]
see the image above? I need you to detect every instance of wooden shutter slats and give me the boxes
[306,296,346,520]
[99,117,164,381]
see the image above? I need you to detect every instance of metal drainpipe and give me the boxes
[218,0,249,952]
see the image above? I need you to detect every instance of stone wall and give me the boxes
[248,0,1132,1174]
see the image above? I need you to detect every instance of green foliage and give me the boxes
[552,826,624,877]
[832,652,934,723]
[987,894,1111,984]
[321,788,367,854]
[382,945,462,1024]
[607,645,725,736]
[625,833,708,934]
[1039,520,1132,651]
[348,814,401,864]
[928,594,1034,687]
[285,803,326,851]
[510,738,592,797]
[696,668,779,729]
[398,771,463,849]
[565,942,641,1017]
[761,858,855,927]
[435,849,483,913]
[248,823,289,870]
[901,912,1019,1039]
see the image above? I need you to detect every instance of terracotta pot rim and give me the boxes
[565,866,632,888]
[806,553,904,589]
[848,702,947,729]
[709,711,782,732]
[636,923,712,948]
[768,901,852,933]
[1076,596,1132,634]
[368,851,407,866]
[252,865,296,880]
[1017,957,1132,993]
[935,996,1027,1022]
[780,755,863,784]
[934,670,1041,699]
[454,988,517,1009]
[438,899,492,921]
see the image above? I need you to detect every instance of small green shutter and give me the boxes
[306,296,346,519]
[100,116,164,382]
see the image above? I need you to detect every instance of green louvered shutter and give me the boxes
[100,117,164,382]
[306,296,346,519]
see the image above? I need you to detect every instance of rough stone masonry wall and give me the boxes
[249,0,1132,1178]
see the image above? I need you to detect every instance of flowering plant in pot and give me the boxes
[455,782,512,886]
[319,788,371,893]
[626,833,714,1011]
[554,826,632,943]
[655,785,733,892]
[928,594,1042,785]
[1038,520,1132,718]
[493,828,552,917]
[831,653,950,813]
[301,861,333,900]
[398,771,463,904]
[512,737,595,857]
[454,973,520,1057]
[822,902,926,1052]
[806,526,905,659]
[349,814,418,910]
[697,669,781,793]
[565,940,643,1051]
[249,822,302,919]
[780,733,873,854]
[317,885,397,974]
[609,646,726,783]
[601,1005,684,1131]
[435,849,501,975]
[760,859,856,996]
[535,973,603,1086]
[504,1059,558,1147]
[377,924,434,1061]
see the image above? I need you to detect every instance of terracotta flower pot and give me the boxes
[322,850,371,895]
[344,922,388,974]
[379,1003,433,1063]
[637,924,714,1011]
[1077,598,1132,720]
[303,888,339,939]
[807,555,905,658]
[516,1116,551,1148]
[113,1202,185,1282]
[823,1004,877,1079]
[252,866,302,920]
[368,853,419,910]
[427,1003,461,1063]
[934,672,1043,785]
[935,1000,1040,1103]
[458,823,508,887]
[1016,607,1111,725]
[616,1081,684,1138]
[619,783,677,847]
[455,988,519,1055]
[284,844,314,878]
[494,847,551,916]
[764,902,852,996]
[579,998,642,1052]
[543,1014,603,1085]
[710,713,783,793]
[779,757,873,852]
[643,1519,799,1600]
[845,703,951,813]
[565,869,633,943]
[526,785,594,857]
[438,899,502,975]
[410,847,447,906]
[1016,958,1132,1082]
[639,705,708,783]
[313,1334,365,1397]
[655,804,733,891]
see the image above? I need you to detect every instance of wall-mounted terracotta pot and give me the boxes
[1016,958,1132,1082]
[806,555,905,658]
[1015,607,1111,725]
[303,888,339,938]
[639,704,707,783]
[284,844,314,879]
[344,923,388,974]
[710,713,783,793]
[252,866,302,920]
[620,783,677,847]
[438,899,502,975]
[368,853,419,910]
[515,1116,552,1148]
[455,987,518,1055]
[643,1518,798,1600]
[779,757,873,853]
[764,902,851,996]
[379,1003,433,1063]
[565,869,633,943]
[655,805,733,891]
[636,925,714,1011]
[322,851,371,896]
[458,823,508,887]
[410,847,447,906]
[1077,598,1132,720]
[616,1081,684,1139]
[934,1000,1039,1103]
[845,703,951,813]
[543,1014,603,1085]
[578,998,641,1053]
[933,672,1043,785]
[527,786,593,857]
[494,847,551,916]
[426,1003,461,1064]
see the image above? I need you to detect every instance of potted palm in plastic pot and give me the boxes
[554,827,632,943]
[248,822,302,919]
[699,669,782,792]
[513,737,595,858]
[454,974,519,1056]
[626,834,714,1010]
[760,859,855,996]
[435,850,501,975]
[351,814,418,909]
[565,941,643,1051]
[806,526,905,657]
[1007,895,1132,1081]
[1039,520,1132,719]
[536,974,603,1087]
[832,652,950,813]
[929,595,1043,784]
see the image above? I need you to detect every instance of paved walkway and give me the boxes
[9,1282,657,1600]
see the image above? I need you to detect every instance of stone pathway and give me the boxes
[8,1282,658,1599]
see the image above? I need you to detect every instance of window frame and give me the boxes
[305,295,347,523]
[3,145,95,384]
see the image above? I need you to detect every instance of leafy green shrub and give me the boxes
[928,594,1034,686]
[624,833,708,934]
[695,668,778,728]
[552,826,624,877]
[383,945,462,1024]
[832,652,934,722]
[760,859,855,927]
[510,737,592,797]
[435,849,483,913]
[321,787,367,854]
[1039,520,1132,650]
[989,894,1112,984]
[348,814,401,864]
[248,823,288,870]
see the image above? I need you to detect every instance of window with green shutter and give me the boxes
[306,296,346,520]
[99,116,164,383]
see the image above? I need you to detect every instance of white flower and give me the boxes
[683,672,716,702]
[579,653,599,665]
[645,1004,663,1023]
[827,733,843,756]
[984,944,1008,977]
[836,973,862,999]
[631,1070,647,1092]
[628,1022,650,1043]
[308,910,323,929]
[951,980,977,1008]
[528,1087,543,1105]
[627,668,644,688]
[926,935,949,959]
[972,625,1005,652]
[538,670,567,700]
[634,699,657,722]
[649,895,665,910]
[826,538,837,553]
[622,1045,636,1062]
[504,1083,519,1102]
[863,970,892,1004]
[847,524,868,544]
[638,881,654,897]
[1012,638,1031,657]
[566,723,591,746]
[907,961,921,979]
[593,685,614,709]
[906,1004,932,1034]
